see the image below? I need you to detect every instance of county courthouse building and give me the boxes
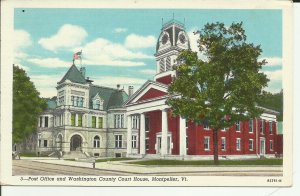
[36,19,282,159]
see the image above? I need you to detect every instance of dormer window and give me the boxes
[95,100,100,109]
[92,94,103,110]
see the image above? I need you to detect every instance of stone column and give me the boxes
[126,115,132,156]
[42,116,45,127]
[140,113,146,155]
[75,114,78,126]
[179,116,187,156]
[161,109,168,155]
[96,116,99,128]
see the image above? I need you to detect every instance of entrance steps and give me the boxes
[63,151,89,159]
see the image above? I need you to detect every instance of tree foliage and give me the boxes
[167,22,269,164]
[258,90,283,121]
[13,65,47,144]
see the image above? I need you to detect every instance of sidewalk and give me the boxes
[29,158,283,175]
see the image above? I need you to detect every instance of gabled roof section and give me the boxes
[125,80,169,105]
[58,64,87,84]
[89,85,129,110]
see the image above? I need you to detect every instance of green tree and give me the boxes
[13,65,47,144]
[167,22,269,164]
[257,90,283,121]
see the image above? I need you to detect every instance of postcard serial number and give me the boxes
[267,178,282,183]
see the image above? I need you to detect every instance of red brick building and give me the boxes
[125,19,281,160]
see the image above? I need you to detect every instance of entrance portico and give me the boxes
[126,96,187,158]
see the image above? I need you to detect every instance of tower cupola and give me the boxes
[154,19,190,84]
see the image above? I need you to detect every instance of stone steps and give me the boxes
[63,151,89,159]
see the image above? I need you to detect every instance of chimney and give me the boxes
[128,86,134,97]
[117,84,120,90]
[80,67,86,78]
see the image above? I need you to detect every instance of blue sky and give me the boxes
[14,8,282,97]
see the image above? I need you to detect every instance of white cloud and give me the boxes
[93,76,146,87]
[187,29,207,61]
[125,34,156,49]
[14,30,32,51]
[14,30,32,63]
[92,76,146,96]
[30,74,62,98]
[38,24,88,52]
[76,38,153,67]
[260,57,282,66]
[113,28,127,33]
[263,70,282,93]
[139,69,156,75]
[28,57,71,68]
[264,70,282,81]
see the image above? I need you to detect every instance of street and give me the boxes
[13,160,131,176]
[12,159,283,176]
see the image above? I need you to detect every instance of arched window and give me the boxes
[93,136,100,148]
[159,59,165,73]
[166,56,171,71]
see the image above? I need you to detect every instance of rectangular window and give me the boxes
[39,117,42,127]
[78,115,82,127]
[79,97,84,107]
[132,135,137,148]
[115,135,122,148]
[71,96,74,106]
[186,136,188,149]
[132,115,140,129]
[204,137,210,150]
[249,119,254,133]
[44,116,49,127]
[114,114,124,128]
[221,137,226,151]
[260,119,264,134]
[145,138,149,150]
[43,140,48,147]
[236,138,241,151]
[98,117,103,128]
[249,139,254,151]
[270,121,273,134]
[145,116,150,131]
[270,140,273,151]
[71,114,76,126]
[92,116,96,128]
[236,121,240,132]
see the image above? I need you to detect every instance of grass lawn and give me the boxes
[95,157,136,162]
[20,152,48,157]
[128,158,283,166]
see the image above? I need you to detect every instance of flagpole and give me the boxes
[80,50,82,68]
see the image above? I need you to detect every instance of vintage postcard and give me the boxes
[0,0,293,186]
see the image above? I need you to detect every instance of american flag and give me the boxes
[73,51,82,60]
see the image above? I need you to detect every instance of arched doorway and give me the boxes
[70,134,82,151]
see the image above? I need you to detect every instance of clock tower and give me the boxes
[154,19,190,85]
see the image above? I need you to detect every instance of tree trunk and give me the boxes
[213,128,219,165]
